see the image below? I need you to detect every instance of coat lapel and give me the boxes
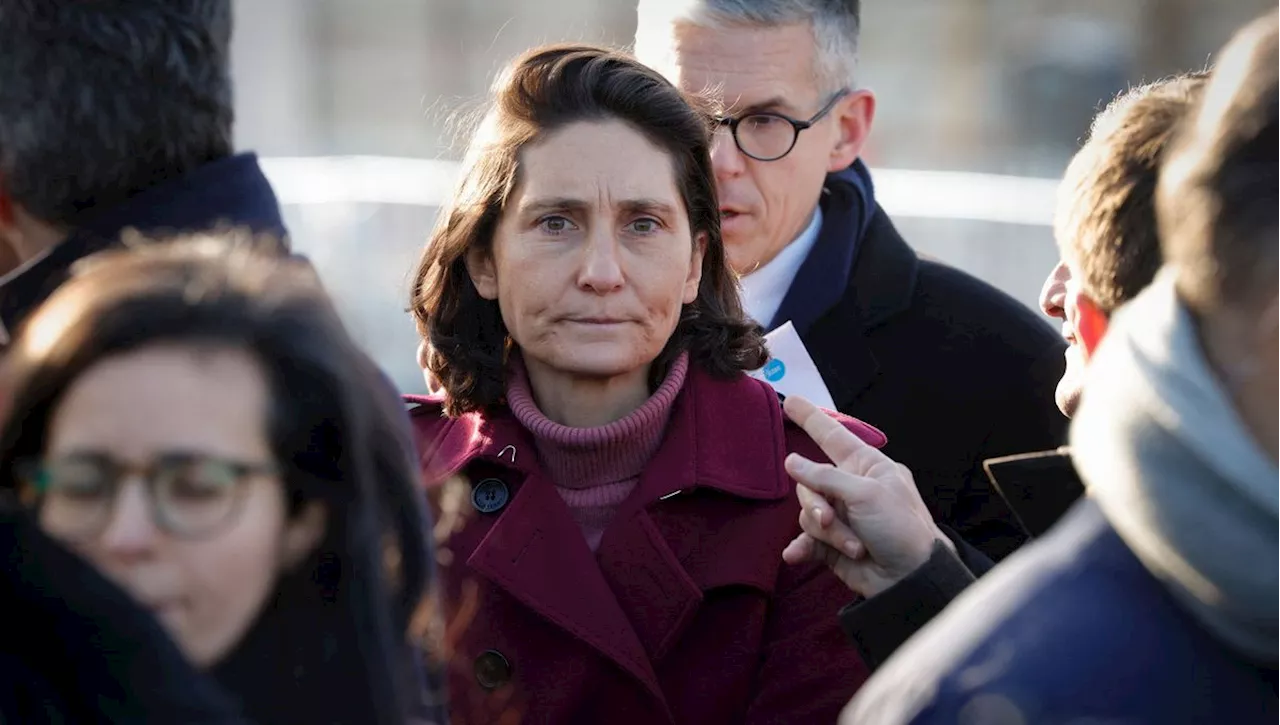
[800,207,921,411]
[983,447,1083,537]
[594,369,793,661]
[415,408,669,710]
[803,288,880,412]
[759,157,930,414]
[770,175,921,413]
[465,467,668,705]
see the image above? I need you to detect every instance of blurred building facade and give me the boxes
[230,0,1272,392]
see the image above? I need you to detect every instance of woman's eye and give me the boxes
[538,216,574,234]
[166,463,235,500]
[55,476,109,501]
[43,462,110,500]
[628,218,661,234]
[170,476,225,500]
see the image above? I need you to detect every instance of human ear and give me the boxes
[826,90,876,173]
[683,232,707,304]
[464,247,500,301]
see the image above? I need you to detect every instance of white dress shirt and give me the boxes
[739,207,823,328]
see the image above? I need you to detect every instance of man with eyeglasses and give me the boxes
[635,0,1066,648]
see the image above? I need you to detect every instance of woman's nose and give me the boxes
[99,481,161,557]
[577,230,625,293]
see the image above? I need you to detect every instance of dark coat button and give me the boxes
[471,478,509,514]
[474,649,512,691]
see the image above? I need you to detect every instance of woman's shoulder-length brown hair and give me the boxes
[409,43,767,417]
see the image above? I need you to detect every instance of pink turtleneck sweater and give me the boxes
[506,352,689,551]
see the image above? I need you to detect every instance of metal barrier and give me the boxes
[263,155,1063,393]
[260,155,1059,227]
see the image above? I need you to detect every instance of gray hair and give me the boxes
[0,0,234,226]
[634,0,861,92]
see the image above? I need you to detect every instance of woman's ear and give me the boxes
[281,501,327,570]
[684,232,707,304]
[464,247,499,301]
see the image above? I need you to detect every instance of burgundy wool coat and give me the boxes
[406,365,885,725]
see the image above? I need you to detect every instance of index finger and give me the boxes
[783,395,876,469]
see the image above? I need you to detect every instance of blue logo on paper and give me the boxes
[763,359,786,382]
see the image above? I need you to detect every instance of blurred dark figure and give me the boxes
[843,12,1279,724]
[1,237,444,725]
[636,0,1067,563]
[984,71,1209,538]
[0,0,287,344]
[0,508,246,723]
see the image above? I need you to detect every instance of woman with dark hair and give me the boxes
[409,44,880,724]
[1,236,444,725]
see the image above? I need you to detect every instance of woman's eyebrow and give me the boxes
[520,197,678,218]
[619,198,678,218]
[519,197,589,216]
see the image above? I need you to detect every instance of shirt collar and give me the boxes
[739,206,823,327]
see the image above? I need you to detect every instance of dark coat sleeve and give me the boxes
[944,523,995,577]
[959,329,1070,559]
[836,525,990,672]
[0,511,246,724]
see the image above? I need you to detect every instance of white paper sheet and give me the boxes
[746,321,837,410]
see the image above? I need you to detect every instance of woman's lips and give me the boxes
[565,317,626,325]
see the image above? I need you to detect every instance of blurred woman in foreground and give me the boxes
[1,236,444,725]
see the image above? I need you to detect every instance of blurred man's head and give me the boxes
[1040,73,1208,417]
[1158,12,1278,460]
[634,0,874,274]
[0,0,234,269]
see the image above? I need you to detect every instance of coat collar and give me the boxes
[847,207,919,330]
[982,446,1082,537]
[407,364,793,503]
[764,168,921,411]
[770,164,918,335]
[0,153,287,343]
[821,207,918,409]
[770,164,867,335]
